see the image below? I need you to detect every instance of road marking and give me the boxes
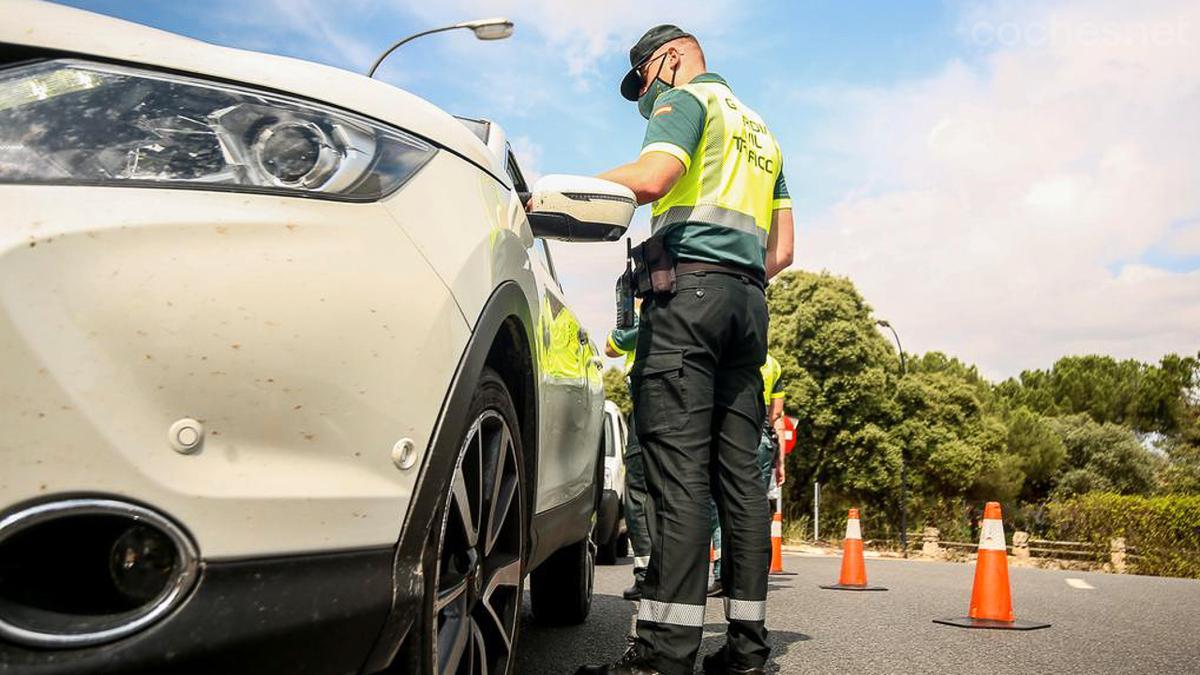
[1066,578,1095,589]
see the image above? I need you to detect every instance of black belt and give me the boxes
[675,260,766,289]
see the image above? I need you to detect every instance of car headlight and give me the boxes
[0,59,436,200]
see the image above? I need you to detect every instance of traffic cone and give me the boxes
[820,508,886,591]
[769,512,784,574]
[934,502,1050,630]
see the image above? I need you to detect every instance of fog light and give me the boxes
[0,499,198,647]
[109,524,177,604]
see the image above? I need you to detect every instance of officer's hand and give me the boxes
[776,465,786,487]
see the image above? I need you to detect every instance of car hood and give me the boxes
[1,0,506,180]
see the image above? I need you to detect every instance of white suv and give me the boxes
[0,2,634,674]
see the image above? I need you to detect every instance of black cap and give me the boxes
[620,24,692,101]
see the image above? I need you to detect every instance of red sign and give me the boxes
[780,416,797,455]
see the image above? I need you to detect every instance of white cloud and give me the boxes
[1167,221,1200,256]
[791,0,1200,378]
[407,0,737,78]
[206,0,379,71]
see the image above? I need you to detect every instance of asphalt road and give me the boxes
[515,552,1200,674]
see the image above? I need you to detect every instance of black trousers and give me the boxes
[631,271,770,675]
[624,413,652,581]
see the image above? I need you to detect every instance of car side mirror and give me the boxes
[527,175,635,242]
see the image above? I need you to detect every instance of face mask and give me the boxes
[637,54,675,119]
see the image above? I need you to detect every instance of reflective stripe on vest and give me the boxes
[649,81,783,252]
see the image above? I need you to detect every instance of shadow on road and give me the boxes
[515,590,810,674]
[516,593,633,675]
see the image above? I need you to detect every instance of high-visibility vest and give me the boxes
[761,353,783,406]
[649,80,784,254]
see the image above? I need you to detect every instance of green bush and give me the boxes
[1047,493,1200,578]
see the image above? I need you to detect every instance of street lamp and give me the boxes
[367,17,515,78]
[876,319,909,557]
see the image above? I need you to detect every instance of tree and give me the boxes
[996,353,1200,435]
[602,367,632,418]
[766,271,898,505]
[1004,407,1066,502]
[1048,414,1158,496]
[889,368,1008,507]
[1158,443,1200,494]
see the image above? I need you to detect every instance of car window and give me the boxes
[504,144,529,196]
[506,146,557,281]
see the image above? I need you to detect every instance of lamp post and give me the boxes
[876,319,909,557]
[367,17,514,78]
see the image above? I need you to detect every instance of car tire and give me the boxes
[417,367,527,675]
[529,531,595,625]
[596,522,622,565]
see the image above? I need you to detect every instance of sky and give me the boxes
[56,0,1200,379]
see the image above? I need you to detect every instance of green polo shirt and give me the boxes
[640,73,791,272]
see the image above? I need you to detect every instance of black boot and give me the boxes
[702,647,766,675]
[575,642,663,675]
[622,583,643,601]
[706,579,724,597]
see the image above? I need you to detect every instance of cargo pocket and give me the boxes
[633,350,686,435]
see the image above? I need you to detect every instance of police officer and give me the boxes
[759,353,787,492]
[577,24,794,675]
[606,314,653,601]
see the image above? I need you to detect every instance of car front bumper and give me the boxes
[0,547,397,674]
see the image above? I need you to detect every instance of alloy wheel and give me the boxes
[433,410,524,675]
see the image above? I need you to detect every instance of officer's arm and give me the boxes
[769,398,784,424]
[598,153,686,205]
[765,208,795,279]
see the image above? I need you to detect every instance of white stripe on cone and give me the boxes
[844,518,862,540]
[770,520,782,538]
[978,518,1006,551]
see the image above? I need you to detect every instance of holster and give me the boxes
[630,236,676,298]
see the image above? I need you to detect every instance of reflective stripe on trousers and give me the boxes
[724,597,767,622]
[637,600,707,627]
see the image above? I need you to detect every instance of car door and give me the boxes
[503,148,599,513]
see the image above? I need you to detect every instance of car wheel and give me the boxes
[596,524,620,565]
[529,531,595,625]
[423,368,526,675]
